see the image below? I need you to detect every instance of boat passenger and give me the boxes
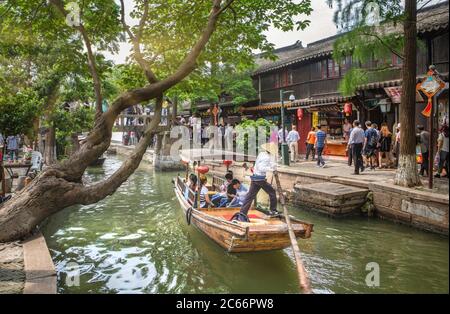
[226,179,249,207]
[211,171,233,206]
[184,173,197,201]
[199,176,214,208]
[220,172,233,192]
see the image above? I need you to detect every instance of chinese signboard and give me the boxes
[416,69,446,117]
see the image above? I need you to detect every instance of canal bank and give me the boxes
[40,155,449,293]
[208,160,449,236]
[109,140,448,235]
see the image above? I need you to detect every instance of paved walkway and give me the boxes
[279,159,449,195]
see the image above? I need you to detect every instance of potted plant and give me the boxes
[24,147,32,164]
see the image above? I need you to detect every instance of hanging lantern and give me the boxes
[297,108,304,121]
[344,103,353,116]
[223,160,233,167]
[197,165,210,174]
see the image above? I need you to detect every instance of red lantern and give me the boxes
[197,165,210,174]
[224,160,233,172]
[344,103,353,117]
[297,108,304,121]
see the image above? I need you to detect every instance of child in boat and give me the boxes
[211,171,233,206]
[199,175,214,208]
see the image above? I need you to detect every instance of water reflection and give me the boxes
[41,157,449,294]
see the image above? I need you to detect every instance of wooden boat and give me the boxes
[89,156,106,167]
[174,176,313,253]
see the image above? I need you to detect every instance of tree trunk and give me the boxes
[44,126,57,165]
[0,0,225,243]
[394,0,421,188]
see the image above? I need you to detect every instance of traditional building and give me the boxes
[247,2,449,156]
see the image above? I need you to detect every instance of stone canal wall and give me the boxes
[207,162,449,236]
[370,183,449,235]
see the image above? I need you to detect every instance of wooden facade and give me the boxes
[248,2,449,156]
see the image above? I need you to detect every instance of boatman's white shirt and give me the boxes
[254,152,277,177]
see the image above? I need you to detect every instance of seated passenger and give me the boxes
[211,171,234,206]
[184,173,197,201]
[199,176,214,208]
[223,180,248,208]
[220,172,234,192]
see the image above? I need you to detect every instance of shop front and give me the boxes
[290,98,358,157]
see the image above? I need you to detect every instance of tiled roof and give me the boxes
[253,2,449,76]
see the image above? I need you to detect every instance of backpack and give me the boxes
[369,130,378,147]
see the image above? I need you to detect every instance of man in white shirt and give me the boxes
[278,127,288,144]
[287,125,300,162]
[236,142,279,221]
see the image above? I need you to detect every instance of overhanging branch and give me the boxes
[49,0,103,117]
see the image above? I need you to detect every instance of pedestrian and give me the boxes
[0,133,4,147]
[236,142,279,222]
[287,125,300,162]
[378,124,393,169]
[305,127,316,161]
[6,135,20,161]
[347,120,365,175]
[314,125,327,168]
[372,123,380,168]
[417,125,430,177]
[435,124,449,179]
[363,121,378,170]
[343,119,352,141]
[347,125,354,166]
[394,123,401,168]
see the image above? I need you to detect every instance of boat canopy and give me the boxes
[179,149,256,163]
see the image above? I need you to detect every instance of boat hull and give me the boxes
[174,177,313,253]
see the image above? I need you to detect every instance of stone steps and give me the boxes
[292,182,369,217]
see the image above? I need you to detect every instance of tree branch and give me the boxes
[360,31,404,60]
[49,0,103,118]
[73,96,164,204]
[217,0,236,16]
[119,0,158,84]
[107,0,224,119]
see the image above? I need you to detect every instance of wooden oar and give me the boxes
[273,171,313,294]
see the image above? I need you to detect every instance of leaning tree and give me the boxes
[0,0,312,242]
[328,0,433,187]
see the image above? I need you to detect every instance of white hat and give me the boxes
[261,142,278,156]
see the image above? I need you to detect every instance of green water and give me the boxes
[41,157,449,294]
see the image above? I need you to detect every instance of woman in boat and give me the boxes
[199,175,214,208]
[184,173,198,201]
[235,142,279,222]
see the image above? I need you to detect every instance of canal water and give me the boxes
[41,156,449,294]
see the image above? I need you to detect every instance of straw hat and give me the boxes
[261,142,278,156]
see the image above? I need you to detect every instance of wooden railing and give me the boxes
[115,114,170,133]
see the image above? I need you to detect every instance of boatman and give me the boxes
[233,142,279,222]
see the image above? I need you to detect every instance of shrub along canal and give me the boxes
[41,156,449,293]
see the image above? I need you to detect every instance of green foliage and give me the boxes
[235,118,275,151]
[53,105,95,152]
[222,71,258,108]
[0,88,42,136]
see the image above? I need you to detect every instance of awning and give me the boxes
[357,72,449,91]
[242,102,294,112]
